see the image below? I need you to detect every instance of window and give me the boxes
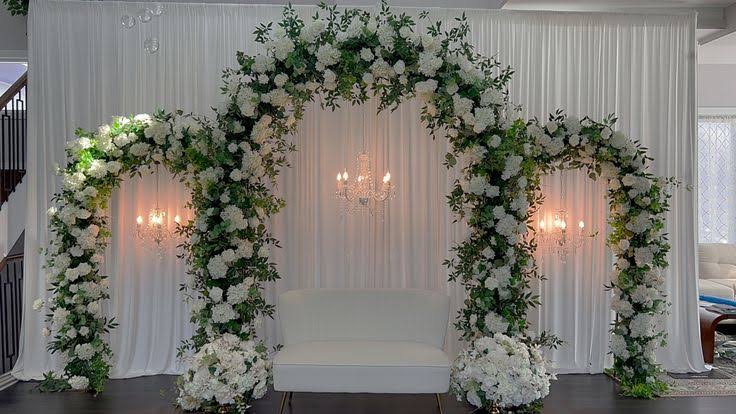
[698,115,736,243]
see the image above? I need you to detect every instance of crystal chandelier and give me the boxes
[135,165,182,257]
[535,173,595,263]
[335,152,395,218]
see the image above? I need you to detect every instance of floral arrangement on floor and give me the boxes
[35,1,674,410]
[176,334,271,413]
[451,334,555,412]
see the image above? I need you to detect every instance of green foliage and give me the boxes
[38,372,71,392]
[2,0,27,16]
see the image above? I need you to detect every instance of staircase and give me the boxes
[0,72,26,204]
[0,233,23,380]
[0,72,26,388]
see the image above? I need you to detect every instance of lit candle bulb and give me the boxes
[136,215,143,225]
[343,171,349,180]
[337,173,342,181]
[560,220,567,230]
[578,220,585,229]
[174,215,181,224]
[539,220,546,231]
[383,171,391,183]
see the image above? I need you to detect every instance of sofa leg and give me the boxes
[278,392,291,414]
[436,393,444,414]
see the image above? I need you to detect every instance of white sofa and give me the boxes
[273,289,451,410]
[699,243,736,300]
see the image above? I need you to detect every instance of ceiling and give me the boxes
[504,0,735,9]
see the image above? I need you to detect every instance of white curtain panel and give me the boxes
[14,0,702,380]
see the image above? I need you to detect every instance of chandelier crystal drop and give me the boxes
[335,151,395,218]
[134,165,182,257]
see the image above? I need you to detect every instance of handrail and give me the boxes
[1,71,28,205]
[0,72,26,108]
[0,231,24,270]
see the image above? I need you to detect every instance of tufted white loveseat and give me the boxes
[273,289,451,412]
[699,243,736,300]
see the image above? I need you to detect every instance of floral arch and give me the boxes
[37,2,672,412]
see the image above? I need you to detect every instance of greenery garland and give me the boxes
[36,2,672,410]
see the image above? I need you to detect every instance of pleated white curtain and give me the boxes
[14,0,702,380]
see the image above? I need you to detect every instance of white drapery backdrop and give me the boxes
[14,0,702,380]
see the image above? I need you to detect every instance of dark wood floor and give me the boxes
[1,374,736,414]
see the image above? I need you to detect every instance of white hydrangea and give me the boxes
[299,20,325,43]
[226,278,253,305]
[418,52,443,77]
[483,312,509,333]
[68,375,90,390]
[211,303,237,324]
[473,107,496,133]
[75,343,96,361]
[451,334,553,409]
[209,287,223,303]
[177,334,270,410]
[323,69,337,90]
[207,256,229,279]
[316,44,341,67]
[480,88,504,106]
[269,35,295,61]
[360,47,374,62]
[376,24,395,50]
[252,54,275,74]
[634,247,655,267]
[610,334,630,360]
[129,142,151,157]
[501,155,523,180]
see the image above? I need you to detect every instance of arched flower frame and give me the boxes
[36,2,672,411]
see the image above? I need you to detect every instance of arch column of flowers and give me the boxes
[36,2,672,412]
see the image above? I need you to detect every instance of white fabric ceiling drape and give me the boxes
[14,0,702,380]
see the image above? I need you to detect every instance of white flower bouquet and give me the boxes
[451,334,555,412]
[177,334,271,413]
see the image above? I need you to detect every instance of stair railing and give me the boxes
[0,72,27,205]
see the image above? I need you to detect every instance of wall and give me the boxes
[0,8,27,61]
[698,64,736,109]
[0,178,25,259]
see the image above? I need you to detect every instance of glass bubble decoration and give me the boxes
[137,7,153,23]
[121,14,136,29]
[151,3,165,16]
[144,37,160,54]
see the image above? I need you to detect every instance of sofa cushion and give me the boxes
[699,279,735,300]
[699,243,736,280]
[273,340,450,393]
[278,289,449,349]
[710,279,736,295]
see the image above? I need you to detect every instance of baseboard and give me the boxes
[0,372,18,391]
